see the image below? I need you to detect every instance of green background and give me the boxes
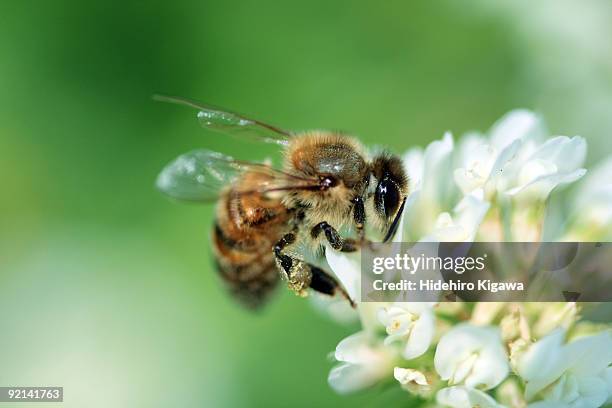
[1,1,611,407]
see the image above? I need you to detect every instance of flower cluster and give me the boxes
[320,111,612,407]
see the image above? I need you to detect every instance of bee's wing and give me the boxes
[157,149,320,202]
[153,95,291,146]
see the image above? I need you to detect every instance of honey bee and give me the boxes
[156,95,408,309]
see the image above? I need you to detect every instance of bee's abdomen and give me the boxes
[211,174,291,309]
[212,222,280,309]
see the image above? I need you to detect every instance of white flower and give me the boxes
[532,302,579,338]
[454,110,587,202]
[527,401,568,408]
[324,209,404,306]
[499,306,531,342]
[418,131,455,206]
[497,378,528,408]
[394,367,430,396]
[328,331,397,394]
[402,132,457,241]
[402,147,424,191]
[319,109,611,406]
[565,157,612,240]
[470,302,505,325]
[435,323,509,390]
[309,293,359,325]
[454,110,543,197]
[504,135,587,200]
[422,191,490,242]
[602,367,612,405]
[377,302,436,359]
[517,328,612,407]
[489,109,544,151]
[454,133,497,194]
[437,386,505,408]
[394,367,428,386]
[325,247,361,302]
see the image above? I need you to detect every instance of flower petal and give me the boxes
[570,157,612,238]
[402,148,424,192]
[564,330,612,377]
[527,402,570,408]
[490,109,543,151]
[487,139,522,189]
[601,366,612,404]
[421,192,489,242]
[394,367,429,386]
[435,324,509,390]
[421,132,455,205]
[437,386,504,408]
[309,293,359,325]
[325,245,360,301]
[517,328,569,400]
[575,375,608,408]
[334,331,372,364]
[467,340,510,390]
[505,168,586,198]
[329,331,396,394]
[329,363,376,394]
[403,307,435,359]
[527,135,586,173]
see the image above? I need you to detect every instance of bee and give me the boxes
[156,95,408,309]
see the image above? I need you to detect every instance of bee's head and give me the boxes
[370,152,408,242]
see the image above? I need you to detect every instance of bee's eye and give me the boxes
[375,177,400,218]
[319,176,337,189]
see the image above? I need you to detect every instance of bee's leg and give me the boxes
[273,232,297,274]
[272,233,355,306]
[308,264,356,308]
[352,196,379,250]
[273,233,310,295]
[311,222,358,252]
[352,196,366,242]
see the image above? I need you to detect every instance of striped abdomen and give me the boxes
[212,172,292,309]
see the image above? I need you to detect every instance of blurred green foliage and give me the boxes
[1,1,611,407]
